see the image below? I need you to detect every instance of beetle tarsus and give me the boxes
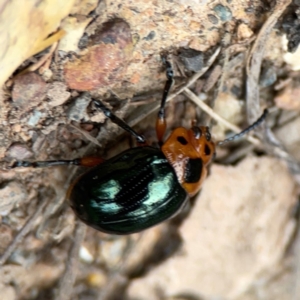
[9,159,83,169]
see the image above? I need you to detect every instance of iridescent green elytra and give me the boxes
[67,147,188,234]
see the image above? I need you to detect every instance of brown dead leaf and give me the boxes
[0,0,76,86]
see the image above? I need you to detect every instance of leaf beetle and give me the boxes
[9,58,268,235]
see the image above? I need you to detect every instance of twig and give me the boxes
[70,123,102,147]
[183,88,262,146]
[168,47,221,103]
[246,0,292,122]
[244,3,300,299]
[126,47,221,128]
[18,42,58,75]
[0,191,49,265]
[57,221,86,300]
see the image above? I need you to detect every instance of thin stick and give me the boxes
[0,192,48,265]
[183,88,262,146]
[246,0,292,122]
[126,47,221,129]
[18,42,58,75]
[168,47,221,103]
[57,222,86,300]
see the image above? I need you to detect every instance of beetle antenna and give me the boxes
[217,109,268,145]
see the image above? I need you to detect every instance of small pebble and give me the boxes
[7,143,33,160]
[213,4,232,22]
[66,93,91,122]
[47,82,71,107]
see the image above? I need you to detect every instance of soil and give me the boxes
[0,1,300,300]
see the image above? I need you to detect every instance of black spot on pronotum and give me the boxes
[205,144,211,156]
[184,158,202,183]
[177,136,188,145]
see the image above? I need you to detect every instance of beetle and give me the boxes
[9,58,268,235]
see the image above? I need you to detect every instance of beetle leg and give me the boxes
[9,157,104,169]
[156,56,174,146]
[92,100,146,145]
